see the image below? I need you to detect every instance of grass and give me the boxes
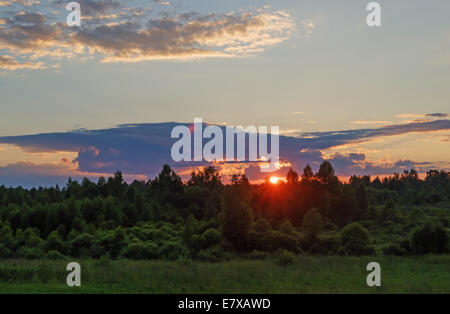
[0,255,449,294]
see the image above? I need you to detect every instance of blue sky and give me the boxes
[0,0,449,186]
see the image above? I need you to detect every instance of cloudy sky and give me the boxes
[0,0,449,186]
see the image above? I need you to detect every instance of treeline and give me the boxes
[0,162,449,261]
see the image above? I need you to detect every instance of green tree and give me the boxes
[220,188,252,251]
[302,208,323,239]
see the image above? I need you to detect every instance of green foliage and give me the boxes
[158,241,188,260]
[0,224,14,249]
[302,208,323,239]
[410,223,449,254]
[220,187,252,251]
[248,250,268,260]
[382,244,408,256]
[258,231,298,252]
[274,249,296,266]
[70,233,94,257]
[340,223,374,256]
[0,165,448,261]
[15,247,45,259]
[46,231,65,253]
[121,241,158,259]
[309,237,339,255]
[0,244,12,259]
[46,250,67,260]
[201,228,222,248]
[197,246,224,262]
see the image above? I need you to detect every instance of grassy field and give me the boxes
[0,256,449,294]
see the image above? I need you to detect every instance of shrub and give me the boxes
[15,247,45,259]
[70,233,94,257]
[158,241,188,260]
[279,221,296,236]
[47,250,67,260]
[382,244,407,256]
[309,237,339,255]
[274,249,296,266]
[201,228,222,248]
[259,231,298,252]
[46,231,65,253]
[89,243,106,258]
[0,225,14,249]
[0,243,12,259]
[0,267,19,282]
[254,218,272,234]
[197,246,223,262]
[340,223,373,256]
[249,250,268,260]
[121,241,158,259]
[302,208,323,238]
[410,223,449,254]
[37,262,53,283]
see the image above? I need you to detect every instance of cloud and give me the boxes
[0,55,46,69]
[426,113,448,118]
[397,112,448,119]
[0,2,297,69]
[0,118,448,186]
[14,10,45,24]
[350,120,392,125]
[71,10,295,62]
[298,119,450,150]
[0,161,78,187]
[324,153,446,177]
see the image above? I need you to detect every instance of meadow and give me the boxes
[0,255,449,294]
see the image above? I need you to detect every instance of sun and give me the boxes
[269,176,280,184]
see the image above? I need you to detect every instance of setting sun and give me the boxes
[269,176,280,184]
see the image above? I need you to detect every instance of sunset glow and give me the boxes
[269,176,280,184]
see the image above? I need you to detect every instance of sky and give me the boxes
[0,0,449,187]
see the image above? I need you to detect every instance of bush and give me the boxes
[274,249,296,266]
[121,241,158,259]
[15,247,45,259]
[0,243,12,259]
[279,221,296,236]
[70,233,94,257]
[197,246,223,262]
[382,244,407,256]
[249,250,268,260]
[0,267,19,282]
[259,231,298,252]
[254,218,272,234]
[37,262,53,283]
[47,250,67,260]
[302,208,323,238]
[201,228,222,248]
[309,237,339,255]
[89,243,107,258]
[158,241,188,260]
[410,223,449,254]
[46,231,65,254]
[340,223,373,256]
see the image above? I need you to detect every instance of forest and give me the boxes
[0,161,449,264]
